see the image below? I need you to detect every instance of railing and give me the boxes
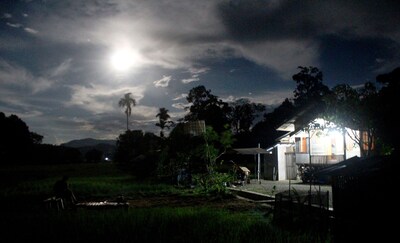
[295,154,345,165]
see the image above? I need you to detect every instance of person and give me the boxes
[53,175,77,206]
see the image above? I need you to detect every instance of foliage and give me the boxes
[85,148,103,163]
[292,66,330,108]
[185,85,231,133]
[32,144,83,164]
[249,98,295,148]
[155,107,174,137]
[0,112,48,163]
[158,123,235,193]
[375,67,400,152]
[323,82,379,156]
[193,171,234,195]
[201,125,235,170]
[118,92,136,131]
[229,98,265,134]
[114,130,161,177]
[158,123,204,178]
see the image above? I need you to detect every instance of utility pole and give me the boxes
[257,143,261,184]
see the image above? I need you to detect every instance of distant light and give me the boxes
[105,157,109,161]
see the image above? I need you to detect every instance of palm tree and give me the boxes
[156,107,173,137]
[119,92,136,131]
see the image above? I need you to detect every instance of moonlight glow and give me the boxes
[110,49,138,71]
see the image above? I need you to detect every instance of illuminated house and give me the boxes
[264,114,361,181]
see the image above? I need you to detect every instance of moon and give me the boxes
[110,49,138,71]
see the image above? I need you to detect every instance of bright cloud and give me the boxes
[153,75,172,87]
[171,102,190,110]
[6,22,22,28]
[181,67,210,83]
[172,93,187,101]
[24,27,38,34]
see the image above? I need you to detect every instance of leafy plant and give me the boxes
[193,172,234,195]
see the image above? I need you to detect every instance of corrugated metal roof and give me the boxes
[233,148,269,154]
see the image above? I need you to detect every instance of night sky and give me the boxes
[1,0,399,144]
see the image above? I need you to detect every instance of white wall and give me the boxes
[277,144,295,180]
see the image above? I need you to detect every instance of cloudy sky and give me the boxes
[1,0,399,145]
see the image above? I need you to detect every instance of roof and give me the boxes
[314,156,361,176]
[314,155,391,177]
[233,147,269,154]
[275,103,324,132]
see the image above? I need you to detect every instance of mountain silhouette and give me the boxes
[61,138,116,148]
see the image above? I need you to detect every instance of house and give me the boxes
[264,111,361,181]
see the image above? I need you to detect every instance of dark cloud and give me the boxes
[218,0,320,41]
[218,0,400,42]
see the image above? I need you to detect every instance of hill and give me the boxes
[61,138,116,148]
[61,138,116,161]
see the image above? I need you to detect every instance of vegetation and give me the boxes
[113,130,161,178]
[2,65,399,184]
[0,163,331,243]
[118,92,136,131]
[156,107,174,138]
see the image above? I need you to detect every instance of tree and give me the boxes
[118,92,136,131]
[292,66,330,108]
[324,82,379,157]
[376,67,400,153]
[185,85,231,133]
[249,98,295,148]
[0,112,43,163]
[158,122,235,193]
[85,148,103,163]
[156,107,174,137]
[229,98,265,134]
[357,82,379,156]
[201,125,235,171]
[114,130,161,177]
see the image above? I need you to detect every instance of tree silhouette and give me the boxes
[185,85,231,133]
[0,112,44,163]
[114,130,160,177]
[292,66,330,108]
[118,92,136,131]
[156,107,173,138]
[324,83,378,156]
[229,98,265,134]
[250,98,295,148]
[376,67,400,152]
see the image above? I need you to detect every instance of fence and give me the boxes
[273,188,330,231]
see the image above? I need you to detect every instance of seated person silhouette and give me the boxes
[53,175,77,206]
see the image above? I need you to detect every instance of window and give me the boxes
[295,137,308,153]
[362,131,375,151]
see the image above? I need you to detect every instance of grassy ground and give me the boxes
[0,163,332,242]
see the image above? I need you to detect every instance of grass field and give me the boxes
[0,163,332,242]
